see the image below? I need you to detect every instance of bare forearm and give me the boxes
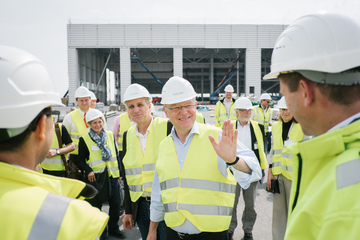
[60,143,75,155]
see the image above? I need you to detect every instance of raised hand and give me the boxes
[209,120,238,164]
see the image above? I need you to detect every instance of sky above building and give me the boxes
[1,0,359,96]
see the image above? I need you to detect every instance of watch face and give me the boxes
[56,149,60,155]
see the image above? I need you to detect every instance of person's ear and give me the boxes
[163,106,169,118]
[299,79,314,107]
[34,115,47,142]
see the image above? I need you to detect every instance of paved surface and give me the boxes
[56,105,273,240]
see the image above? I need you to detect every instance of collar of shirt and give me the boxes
[236,120,252,150]
[135,118,153,154]
[78,108,86,117]
[170,121,200,146]
[237,120,250,128]
[328,112,360,132]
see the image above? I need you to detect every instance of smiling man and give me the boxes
[121,84,171,240]
[147,76,261,240]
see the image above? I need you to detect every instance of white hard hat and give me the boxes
[0,46,62,129]
[234,97,253,110]
[75,86,91,98]
[86,109,105,123]
[123,83,152,103]
[89,91,97,100]
[260,93,272,100]
[224,84,234,93]
[150,103,155,113]
[264,12,360,85]
[277,97,287,109]
[161,76,197,104]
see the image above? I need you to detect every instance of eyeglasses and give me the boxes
[166,104,196,112]
[45,110,60,124]
[264,100,271,103]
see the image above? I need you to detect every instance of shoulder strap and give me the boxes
[167,120,173,136]
[55,123,70,172]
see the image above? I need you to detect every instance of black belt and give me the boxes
[141,196,151,201]
[170,228,220,240]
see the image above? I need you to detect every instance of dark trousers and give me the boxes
[166,227,228,240]
[137,197,167,240]
[108,177,121,233]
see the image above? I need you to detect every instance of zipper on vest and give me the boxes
[291,153,303,211]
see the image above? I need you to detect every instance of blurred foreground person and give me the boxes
[264,12,360,239]
[0,46,108,239]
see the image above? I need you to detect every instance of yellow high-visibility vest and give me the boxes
[156,124,236,232]
[0,162,108,239]
[41,123,68,171]
[285,119,360,240]
[271,121,304,180]
[69,109,88,155]
[214,100,237,128]
[123,118,168,202]
[117,113,132,151]
[253,105,273,134]
[82,131,119,177]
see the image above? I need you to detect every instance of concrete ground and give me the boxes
[56,105,273,240]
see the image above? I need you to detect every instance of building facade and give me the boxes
[67,23,286,106]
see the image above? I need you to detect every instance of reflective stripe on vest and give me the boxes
[272,121,303,180]
[69,110,88,155]
[337,158,360,189]
[123,118,168,202]
[28,193,71,240]
[156,124,236,231]
[253,106,272,133]
[117,113,132,151]
[164,202,233,216]
[160,178,236,194]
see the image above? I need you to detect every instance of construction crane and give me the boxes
[209,53,244,103]
[130,53,164,87]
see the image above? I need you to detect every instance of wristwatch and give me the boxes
[56,149,60,155]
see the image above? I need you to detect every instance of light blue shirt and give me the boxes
[150,122,261,234]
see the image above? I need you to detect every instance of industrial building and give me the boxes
[67,22,287,106]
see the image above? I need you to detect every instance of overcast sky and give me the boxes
[1,0,359,96]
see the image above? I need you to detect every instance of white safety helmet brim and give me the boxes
[0,46,63,129]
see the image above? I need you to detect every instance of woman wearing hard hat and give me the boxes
[76,109,125,240]
[267,97,305,240]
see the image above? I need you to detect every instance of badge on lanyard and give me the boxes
[284,139,293,147]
